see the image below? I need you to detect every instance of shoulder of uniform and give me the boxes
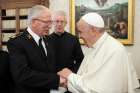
[9,32,23,40]
[66,32,77,38]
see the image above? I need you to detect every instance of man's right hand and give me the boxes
[59,76,67,88]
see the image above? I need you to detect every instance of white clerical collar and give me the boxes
[27,27,40,45]
[92,32,108,48]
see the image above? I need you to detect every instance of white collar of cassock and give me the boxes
[92,32,108,49]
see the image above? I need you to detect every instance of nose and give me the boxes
[57,22,63,26]
[78,34,81,38]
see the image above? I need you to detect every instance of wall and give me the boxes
[49,0,140,78]
[125,0,140,78]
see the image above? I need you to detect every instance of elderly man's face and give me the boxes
[32,10,52,36]
[53,15,67,33]
[77,20,91,42]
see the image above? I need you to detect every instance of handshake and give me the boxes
[50,68,73,93]
[58,68,73,88]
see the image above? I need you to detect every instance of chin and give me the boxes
[43,32,48,36]
[57,30,63,33]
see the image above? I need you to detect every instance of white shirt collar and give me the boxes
[27,27,40,45]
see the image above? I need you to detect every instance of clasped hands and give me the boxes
[58,68,72,88]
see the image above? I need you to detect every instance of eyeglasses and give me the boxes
[34,19,52,24]
[53,20,66,24]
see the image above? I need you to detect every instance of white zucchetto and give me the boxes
[81,12,105,28]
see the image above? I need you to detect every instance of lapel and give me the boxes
[43,36,55,71]
[43,36,50,58]
[23,31,47,60]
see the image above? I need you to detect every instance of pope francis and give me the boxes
[58,12,140,93]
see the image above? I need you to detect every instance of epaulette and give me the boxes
[27,34,32,40]
[9,32,22,39]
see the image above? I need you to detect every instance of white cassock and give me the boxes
[67,32,140,93]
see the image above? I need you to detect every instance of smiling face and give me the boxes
[32,10,52,36]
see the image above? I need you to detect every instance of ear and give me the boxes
[90,27,98,36]
[64,20,67,26]
[65,20,67,24]
[90,26,95,33]
[32,20,37,28]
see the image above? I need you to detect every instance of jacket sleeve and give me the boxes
[68,73,92,93]
[73,37,84,73]
[7,39,60,90]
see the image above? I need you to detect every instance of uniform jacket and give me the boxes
[7,30,59,93]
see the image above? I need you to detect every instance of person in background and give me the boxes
[49,11,84,73]
[58,12,140,93]
[49,10,84,93]
[7,5,66,93]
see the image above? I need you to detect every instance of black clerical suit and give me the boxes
[7,31,59,93]
[49,32,84,73]
[0,50,13,93]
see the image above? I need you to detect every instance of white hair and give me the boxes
[52,10,67,21]
[28,5,49,27]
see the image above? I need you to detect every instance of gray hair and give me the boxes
[28,5,49,27]
[52,10,67,20]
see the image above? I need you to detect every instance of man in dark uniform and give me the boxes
[49,11,84,93]
[7,5,66,93]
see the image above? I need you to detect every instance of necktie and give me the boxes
[39,38,46,57]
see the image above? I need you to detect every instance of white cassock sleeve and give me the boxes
[67,73,95,93]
